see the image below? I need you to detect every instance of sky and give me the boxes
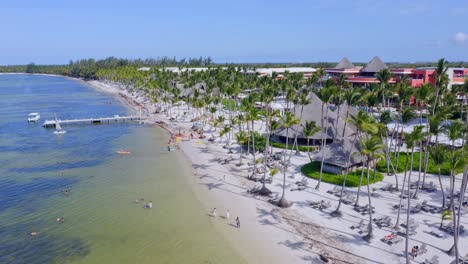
[0,0,467,64]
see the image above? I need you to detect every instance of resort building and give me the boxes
[448,67,468,89]
[326,57,439,88]
[255,67,317,79]
[272,93,364,174]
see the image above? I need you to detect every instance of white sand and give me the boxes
[86,79,468,264]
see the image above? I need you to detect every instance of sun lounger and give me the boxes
[350,219,365,230]
[440,224,465,235]
[423,255,439,264]
[380,183,394,192]
[400,190,414,199]
[310,200,322,207]
[459,253,468,263]
[381,233,402,245]
[342,194,356,205]
[373,216,392,228]
[410,204,422,213]
[410,181,420,190]
[429,230,445,238]
[397,229,417,237]
[400,219,419,229]
[327,186,340,195]
[290,186,306,192]
[419,243,427,255]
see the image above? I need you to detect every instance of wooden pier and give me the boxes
[43,115,144,128]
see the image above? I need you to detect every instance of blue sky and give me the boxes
[0,0,467,64]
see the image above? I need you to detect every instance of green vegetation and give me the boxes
[222,98,236,110]
[375,152,463,176]
[245,132,315,152]
[301,161,384,187]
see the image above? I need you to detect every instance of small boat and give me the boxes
[116,150,131,155]
[28,113,41,122]
[53,116,66,134]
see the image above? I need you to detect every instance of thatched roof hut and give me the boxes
[362,56,388,73]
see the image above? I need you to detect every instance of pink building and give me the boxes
[326,57,438,87]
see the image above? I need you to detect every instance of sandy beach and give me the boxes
[85,79,468,264]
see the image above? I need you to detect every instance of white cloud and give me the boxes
[452,32,468,45]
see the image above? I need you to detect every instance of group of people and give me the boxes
[411,245,420,259]
[211,208,240,228]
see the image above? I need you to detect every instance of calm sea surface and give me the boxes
[0,74,243,264]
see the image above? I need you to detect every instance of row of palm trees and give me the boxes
[95,60,468,262]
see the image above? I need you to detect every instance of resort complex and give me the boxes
[1,57,468,264]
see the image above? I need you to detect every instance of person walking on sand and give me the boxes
[236,217,240,228]
[211,208,217,217]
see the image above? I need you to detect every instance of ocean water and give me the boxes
[0,74,243,264]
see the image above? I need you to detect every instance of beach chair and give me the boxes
[429,230,445,238]
[380,183,393,192]
[327,186,340,195]
[423,255,439,264]
[459,253,468,263]
[342,194,356,205]
[350,219,365,230]
[410,204,422,213]
[310,201,322,208]
[419,243,428,255]
[319,201,331,210]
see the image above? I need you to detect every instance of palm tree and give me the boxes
[315,83,335,190]
[446,149,466,258]
[302,121,321,162]
[278,112,300,208]
[394,126,424,230]
[445,120,465,207]
[235,131,248,166]
[342,88,361,138]
[403,126,424,264]
[429,145,448,208]
[357,136,384,241]
[246,107,263,179]
[433,58,449,115]
[375,68,393,109]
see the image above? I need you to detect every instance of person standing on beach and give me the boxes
[226,209,230,223]
[236,217,240,228]
[211,208,217,218]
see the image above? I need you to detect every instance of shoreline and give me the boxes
[83,78,360,264]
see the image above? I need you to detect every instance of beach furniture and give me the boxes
[410,203,422,213]
[423,255,439,264]
[350,219,365,230]
[421,182,437,192]
[397,229,417,237]
[419,243,428,255]
[373,216,392,228]
[410,181,420,190]
[439,223,465,235]
[327,186,340,195]
[311,200,331,210]
[459,253,468,263]
[400,219,419,229]
[380,183,393,192]
[381,233,402,245]
[429,230,445,238]
[399,190,414,199]
[342,194,356,205]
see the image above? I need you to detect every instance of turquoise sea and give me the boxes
[0,74,243,264]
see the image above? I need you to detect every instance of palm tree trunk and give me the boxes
[365,159,374,241]
[405,148,415,264]
[394,150,410,229]
[316,105,329,190]
[355,166,366,206]
[342,107,349,138]
[437,168,446,208]
[334,135,358,214]
[251,121,257,179]
[261,115,271,193]
[279,128,290,206]
[421,134,432,188]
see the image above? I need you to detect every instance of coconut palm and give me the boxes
[341,88,361,138]
[302,121,321,162]
[246,107,263,179]
[403,125,425,264]
[235,131,248,165]
[444,120,465,206]
[277,112,300,207]
[356,136,384,241]
[315,82,335,190]
[433,58,449,115]
[375,68,393,109]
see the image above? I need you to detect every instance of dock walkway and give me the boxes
[43,115,143,127]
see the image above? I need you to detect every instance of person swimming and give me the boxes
[144,201,153,209]
[56,217,65,223]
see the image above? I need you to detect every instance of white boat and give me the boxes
[28,113,41,122]
[53,116,66,134]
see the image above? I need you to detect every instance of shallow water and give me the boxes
[0,74,244,263]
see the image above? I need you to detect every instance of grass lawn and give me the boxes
[270,141,316,152]
[375,152,461,176]
[301,161,384,187]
